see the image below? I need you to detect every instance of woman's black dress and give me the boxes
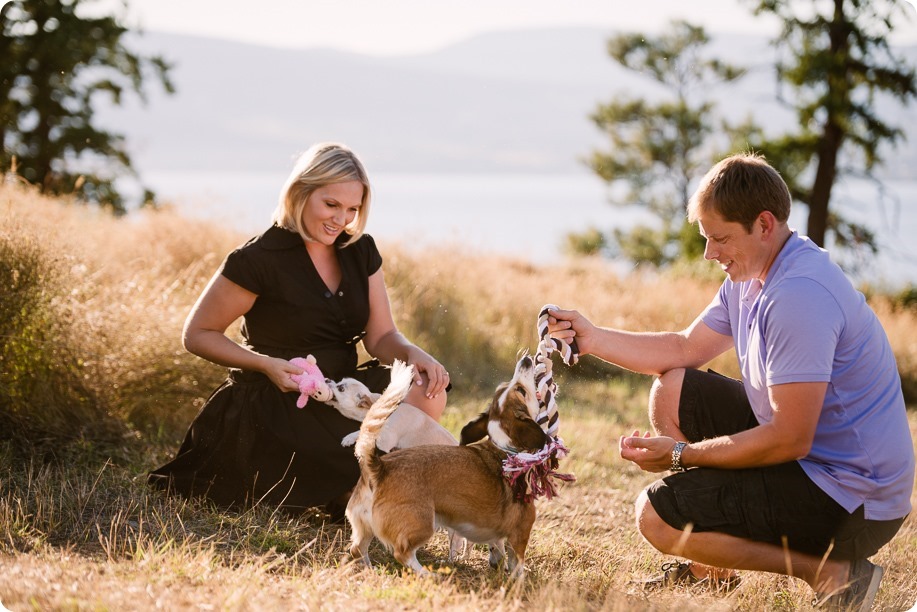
[148,225,391,513]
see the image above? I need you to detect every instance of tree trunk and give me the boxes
[807,124,842,247]
[0,1,13,167]
[806,0,852,247]
[26,9,56,192]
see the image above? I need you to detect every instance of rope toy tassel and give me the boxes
[503,304,579,502]
[503,439,576,503]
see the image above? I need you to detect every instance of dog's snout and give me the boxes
[518,354,533,370]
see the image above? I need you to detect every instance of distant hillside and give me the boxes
[101,28,917,178]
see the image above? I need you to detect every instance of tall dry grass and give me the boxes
[1,181,242,455]
[1,182,915,610]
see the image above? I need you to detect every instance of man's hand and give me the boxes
[619,430,680,473]
[547,307,596,356]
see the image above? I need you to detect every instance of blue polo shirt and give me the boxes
[701,232,914,521]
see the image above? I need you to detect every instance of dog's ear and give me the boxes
[460,411,489,445]
[357,393,375,411]
[506,390,549,452]
[512,416,549,452]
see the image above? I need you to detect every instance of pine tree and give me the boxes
[0,0,173,213]
[584,20,744,265]
[748,0,916,250]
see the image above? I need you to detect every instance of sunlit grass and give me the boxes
[1,182,915,610]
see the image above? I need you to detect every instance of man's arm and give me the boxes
[548,307,733,377]
[620,381,828,471]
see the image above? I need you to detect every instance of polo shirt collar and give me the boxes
[763,230,803,286]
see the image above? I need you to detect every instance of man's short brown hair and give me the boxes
[687,153,791,231]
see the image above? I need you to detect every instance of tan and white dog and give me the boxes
[323,376,457,452]
[345,354,548,578]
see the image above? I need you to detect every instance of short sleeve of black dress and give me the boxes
[217,225,383,380]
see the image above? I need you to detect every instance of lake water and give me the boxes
[143,169,917,289]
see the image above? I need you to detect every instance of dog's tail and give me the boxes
[354,360,414,483]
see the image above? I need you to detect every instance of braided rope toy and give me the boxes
[502,304,578,502]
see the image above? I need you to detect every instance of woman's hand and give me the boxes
[261,356,304,393]
[406,347,450,399]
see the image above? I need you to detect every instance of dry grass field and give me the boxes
[1,182,915,611]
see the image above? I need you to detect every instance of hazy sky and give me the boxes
[90,0,917,55]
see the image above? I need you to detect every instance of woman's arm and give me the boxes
[183,272,302,392]
[361,269,449,400]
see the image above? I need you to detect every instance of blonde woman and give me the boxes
[149,143,449,520]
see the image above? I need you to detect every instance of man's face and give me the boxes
[696,209,769,283]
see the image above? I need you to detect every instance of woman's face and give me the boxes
[301,180,364,245]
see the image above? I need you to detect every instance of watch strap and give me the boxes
[670,441,687,472]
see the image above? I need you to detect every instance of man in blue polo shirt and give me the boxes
[548,153,913,611]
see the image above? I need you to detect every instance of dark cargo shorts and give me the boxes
[645,368,906,560]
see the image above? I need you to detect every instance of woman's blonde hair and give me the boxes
[687,152,791,232]
[272,142,371,247]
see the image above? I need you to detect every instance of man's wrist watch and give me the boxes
[670,441,688,472]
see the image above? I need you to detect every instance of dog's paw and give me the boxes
[341,431,359,446]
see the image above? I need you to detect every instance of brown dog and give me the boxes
[345,354,548,577]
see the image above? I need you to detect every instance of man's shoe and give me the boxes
[639,561,741,592]
[815,559,884,611]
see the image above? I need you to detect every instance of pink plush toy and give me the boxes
[289,355,333,408]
